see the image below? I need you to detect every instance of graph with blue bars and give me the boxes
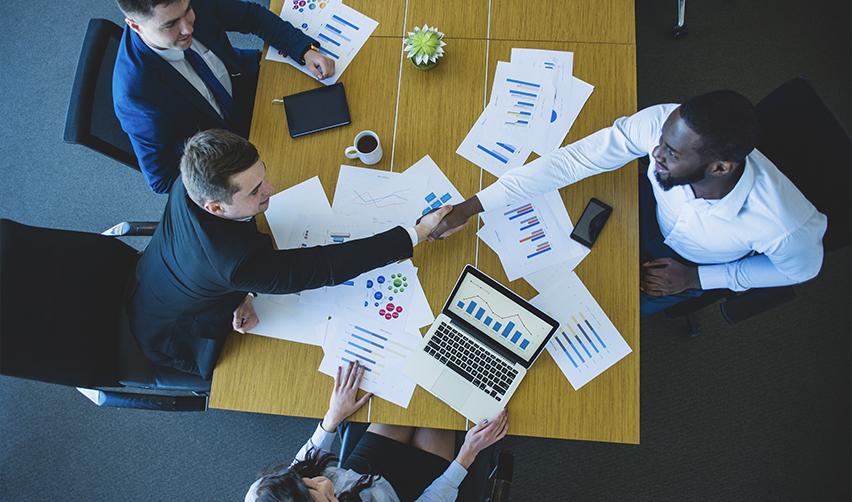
[316,13,362,60]
[503,77,541,127]
[456,296,532,351]
[337,323,414,373]
[551,311,609,370]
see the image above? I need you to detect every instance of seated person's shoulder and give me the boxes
[742,150,820,232]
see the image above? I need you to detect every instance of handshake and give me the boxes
[413,196,485,243]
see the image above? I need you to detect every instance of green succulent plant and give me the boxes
[403,24,446,66]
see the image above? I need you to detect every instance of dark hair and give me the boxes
[254,448,377,502]
[115,0,181,17]
[679,90,760,164]
[180,129,260,204]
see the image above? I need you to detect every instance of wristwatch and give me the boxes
[300,43,321,65]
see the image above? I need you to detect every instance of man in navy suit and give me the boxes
[113,0,334,193]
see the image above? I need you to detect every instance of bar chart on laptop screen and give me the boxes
[449,274,553,357]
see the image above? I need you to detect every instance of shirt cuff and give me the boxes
[310,422,337,452]
[442,461,469,487]
[476,182,509,212]
[405,225,419,247]
[697,264,727,290]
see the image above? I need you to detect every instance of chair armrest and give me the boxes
[77,387,207,411]
[101,221,159,237]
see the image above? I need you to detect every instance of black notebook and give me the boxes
[282,83,351,138]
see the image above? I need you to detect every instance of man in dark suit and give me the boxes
[128,129,451,378]
[113,0,334,193]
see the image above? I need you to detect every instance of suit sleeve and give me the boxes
[230,226,414,294]
[210,0,317,63]
[113,91,181,194]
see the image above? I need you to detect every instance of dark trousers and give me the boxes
[639,170,704,317]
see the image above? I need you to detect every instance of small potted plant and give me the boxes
[403,24,446,70]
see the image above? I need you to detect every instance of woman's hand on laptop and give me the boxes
[456,409,509,468]
[321,360,373,432]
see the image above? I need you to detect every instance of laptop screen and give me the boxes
[445,266,557,365]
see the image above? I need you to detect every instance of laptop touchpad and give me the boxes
[432,370,474,409]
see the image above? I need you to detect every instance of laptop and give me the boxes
[405,265,560,423]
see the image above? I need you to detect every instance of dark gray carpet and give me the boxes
[1,1,849,501]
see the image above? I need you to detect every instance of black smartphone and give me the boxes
[570,198,612,248]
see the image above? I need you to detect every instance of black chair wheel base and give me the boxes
[672,25,688,39]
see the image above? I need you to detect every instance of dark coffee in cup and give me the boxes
[357,134,378,153]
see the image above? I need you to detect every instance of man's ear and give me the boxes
[125,17,142,34]
[203,200,225,216]
[708,160,738,177]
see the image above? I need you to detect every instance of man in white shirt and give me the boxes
[430,90,827,317]
[113,0,335,193]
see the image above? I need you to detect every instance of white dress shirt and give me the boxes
[146,38,233,117]
[477,103,827,292]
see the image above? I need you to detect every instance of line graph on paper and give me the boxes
[348,188,414,209]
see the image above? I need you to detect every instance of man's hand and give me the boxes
[641,258,700,296]
[427,196,484,241]
[456,409,509,469]
[321,360,373,432]
[304,49,335,80]
[414,205,453,243]
[232,294,259,333]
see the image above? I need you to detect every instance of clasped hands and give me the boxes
[641,257,700,296]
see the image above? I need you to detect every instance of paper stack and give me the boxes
[457,49,594,177]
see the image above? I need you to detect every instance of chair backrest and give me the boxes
[63,18,139,171]
[755,77,851,251]
[0,219,139,388]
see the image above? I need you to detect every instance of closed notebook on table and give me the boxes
[282,83,351,138]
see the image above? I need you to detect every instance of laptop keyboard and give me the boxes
[424,322,519,401]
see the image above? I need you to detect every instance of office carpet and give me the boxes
[0,1,848,501]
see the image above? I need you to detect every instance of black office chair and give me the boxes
[666,77,852,335]
[337,422,513,501]
[0,219,209,411]
[63,18,139,171]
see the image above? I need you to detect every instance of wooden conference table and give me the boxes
[210,0,639,444]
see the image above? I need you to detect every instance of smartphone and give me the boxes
[570,198,612,248]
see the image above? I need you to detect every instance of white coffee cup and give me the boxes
[344,130,383,165]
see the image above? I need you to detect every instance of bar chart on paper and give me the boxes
[319,319,419,407]
[267,1,377,84]
[504,202,552,260]
[531,272,633,390]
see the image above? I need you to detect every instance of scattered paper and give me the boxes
[319,312,421,407]
[523,248,590,292]
[508,49,593,155]
[250,294,329,346]
[478,191,588,280]
[265,177,332,249]
[331,165,428,227]
[401,155,465,218]
[530,272,632,390]
[457,106,533,177]
[457,48,594,171]
[266,0,378,85]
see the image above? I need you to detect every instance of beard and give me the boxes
[654,167,707,191]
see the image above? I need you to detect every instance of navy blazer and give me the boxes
[128,179,414,379]
[113,0,316,193]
